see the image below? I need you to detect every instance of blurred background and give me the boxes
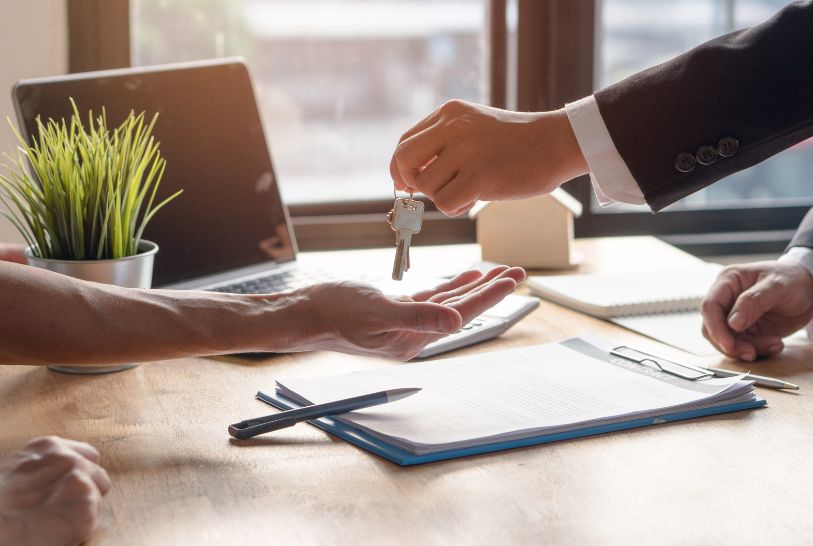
[0,0,808,256]
[132,0,812,210]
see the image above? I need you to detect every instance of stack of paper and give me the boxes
[265,337,764,464]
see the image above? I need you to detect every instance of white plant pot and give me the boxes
[24,240,159,374]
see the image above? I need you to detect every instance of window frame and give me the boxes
[70,0,807,255]
[67,0,130,73]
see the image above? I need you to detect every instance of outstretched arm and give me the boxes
[0,259,301,365]
[0,261,524,365]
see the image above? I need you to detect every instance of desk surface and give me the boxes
[2,237,812,545]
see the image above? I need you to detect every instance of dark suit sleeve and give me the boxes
[594,0,813,212]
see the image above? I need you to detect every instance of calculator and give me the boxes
[415,294,539,359]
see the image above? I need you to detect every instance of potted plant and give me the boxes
[0,99,181,374]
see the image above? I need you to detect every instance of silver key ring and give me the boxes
[393,187,415,201]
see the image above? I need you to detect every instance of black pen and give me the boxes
[228,387,421,440]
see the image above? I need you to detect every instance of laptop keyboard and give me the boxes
[208,267,371,294]
[209,268,331,294]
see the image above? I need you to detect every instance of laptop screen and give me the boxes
[12,59,296,287]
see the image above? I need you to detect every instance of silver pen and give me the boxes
[228,387,421,439]
[703,366,799,390]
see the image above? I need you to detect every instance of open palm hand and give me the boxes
[300,266,526,360]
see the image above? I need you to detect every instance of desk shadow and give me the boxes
[227,436,329,448]
[207,352,287,368]
[0,366,102,406]
[111,454,230,474]
[0,367,46,399]
[744,345,813,377]
[767,388,802,396]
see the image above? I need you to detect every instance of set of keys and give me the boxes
[387,195,424,280]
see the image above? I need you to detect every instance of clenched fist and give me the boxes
[701,261,813,361]
[0,436,111,546]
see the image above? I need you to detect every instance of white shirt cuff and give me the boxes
[564,96,648,209]
[778,246,813,339]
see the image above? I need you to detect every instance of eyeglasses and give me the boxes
[610,346,713,381]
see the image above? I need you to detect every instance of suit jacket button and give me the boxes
[717,137,739,157]
[696,145,718,165]
[675,152,697,172]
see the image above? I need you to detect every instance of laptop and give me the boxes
[12,58,537,357]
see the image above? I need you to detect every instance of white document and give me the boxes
[612,312,718,356]
[276,337,757,455]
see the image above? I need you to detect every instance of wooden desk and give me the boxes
[2,237,812,545]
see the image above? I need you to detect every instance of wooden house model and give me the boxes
[469,189,583,269]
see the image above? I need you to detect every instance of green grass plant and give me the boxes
[0,99,181,260]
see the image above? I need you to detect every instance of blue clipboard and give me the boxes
[256,390,766,466]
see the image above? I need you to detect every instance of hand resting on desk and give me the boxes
[0,436,111,546]
[701,261,813,361]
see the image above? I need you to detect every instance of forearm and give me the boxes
[0,262,313,365]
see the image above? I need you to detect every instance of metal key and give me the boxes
[387,197,424,280]
[400,198,424,275]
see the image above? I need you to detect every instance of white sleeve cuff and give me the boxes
[778,246,813,272]
[778,246,813,339]
[564,96,648,208]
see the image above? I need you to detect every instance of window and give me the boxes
[70,0,808,253]
[131,0,487,206]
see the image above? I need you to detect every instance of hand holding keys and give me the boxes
[387,196,424,280]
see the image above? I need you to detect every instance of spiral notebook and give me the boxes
[527,265,722,318]
[527,265,723,355]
